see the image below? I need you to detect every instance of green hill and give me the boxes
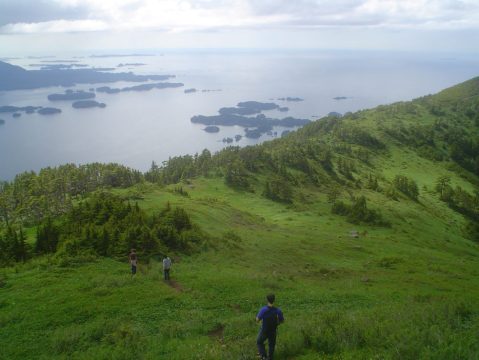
[1,78,478,359]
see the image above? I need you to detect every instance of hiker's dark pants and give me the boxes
[257,328,277,360]
[164,269,170,280]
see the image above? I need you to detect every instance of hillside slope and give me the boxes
[0,78,479,359]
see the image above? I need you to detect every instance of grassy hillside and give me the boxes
[1,78,479,359]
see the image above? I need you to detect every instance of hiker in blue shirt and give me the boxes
[256,294,284,360]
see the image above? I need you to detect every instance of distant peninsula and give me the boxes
[0,61,175,91]
[48,90,96,101]
[72,101,106,109]
[96,82,184,94]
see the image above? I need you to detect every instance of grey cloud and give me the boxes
[0,0,89,26]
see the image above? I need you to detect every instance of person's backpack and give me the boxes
[262,307,279,333]
[130,253,137,261]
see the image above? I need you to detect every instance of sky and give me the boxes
[0,0,479,55]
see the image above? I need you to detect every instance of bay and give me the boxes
[0,49,478,180]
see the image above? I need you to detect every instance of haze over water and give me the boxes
[1,49,478,180]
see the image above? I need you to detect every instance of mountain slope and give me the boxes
[0,78,479,359]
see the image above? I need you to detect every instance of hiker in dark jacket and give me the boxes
[163,255,172,281]
[256,294,284,360]
[129,249,138,277]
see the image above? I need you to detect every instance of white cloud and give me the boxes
[1,19,108,34]
[0,0,479,34]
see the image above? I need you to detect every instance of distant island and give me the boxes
[72,100,106,109]
[96,82,184,94]
[279,107,289,112]
[29,64,90,70]
[202,89,222,92]
[277,97,304,102]
[27,56,55,59]
[328,111,343,118]
[0,105,41,113]
[204,126,220,133]
[41,60,80,63]
[184,88,197,93]
[333,96,349,100]
[235,134,242,141]
[0,105,61,116]
[90,54,155,58]
[192,101,309,138]
[38,107,62,115]
[0,60,175,91]
[0,119,5,125]
[117,63,146,67]
[48,90,96,101]
[219,101,286,116]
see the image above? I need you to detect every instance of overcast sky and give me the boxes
[1,0,478,55]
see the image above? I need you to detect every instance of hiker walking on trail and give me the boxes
[129,249,138,277]
[163,255,172,281]
[256,294,284,360]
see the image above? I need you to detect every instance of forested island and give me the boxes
[37,107,62,115]
[203,125,220,133]
[192,101,309,138]
[72,101,106,109]
[277,97,304,101]
[0,105,41,113]
[117,63,146,67]
[0,105,61,115]
[48,90,96,101]
[0,60,175,91]
[96,82,184,94]
[29,63,90,70]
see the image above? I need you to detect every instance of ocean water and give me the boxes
[0,49,478,180]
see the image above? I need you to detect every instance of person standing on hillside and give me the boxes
[129,249,138,278]
[256,294,284,360]
[163,255,172,281]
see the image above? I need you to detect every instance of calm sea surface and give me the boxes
[1,50,478,180]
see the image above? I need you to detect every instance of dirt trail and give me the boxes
[166,279,183,292]
[207,324,225,342]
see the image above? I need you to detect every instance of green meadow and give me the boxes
[1,78,479,359]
